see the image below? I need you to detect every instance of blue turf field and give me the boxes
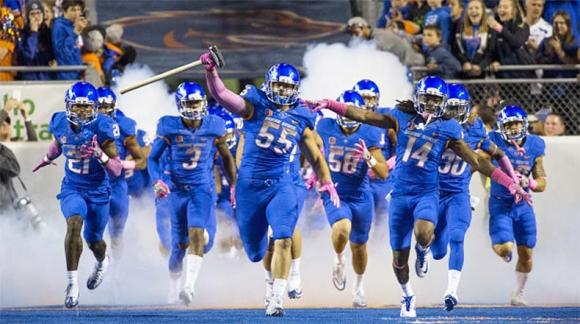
[1,306,579,323]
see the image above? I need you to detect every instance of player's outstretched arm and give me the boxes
[200,52,254,119]
[125,136,147,170]
[300,128,340,207]
[530,156,546,192]
[216,136,237,188]
[449,139,530,202]
[32,139,62,172]
[308,99,398,131]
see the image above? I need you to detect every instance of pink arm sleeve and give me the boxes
[205,69,246,115]
[104,157,123,177]
[490,168,514,189]
[497,155,517,180]
[47,140,62,160]
[386,156,396,170]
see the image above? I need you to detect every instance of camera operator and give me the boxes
[0,109,45,230]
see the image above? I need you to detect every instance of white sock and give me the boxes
[265,270,273,283]
[400,282,414,297]
[184,254,203,291]
[353,274,364,293]
[67,271,78,286]
[515,271,529,295]
[290,258,301,274]
[98,254,110,269]
[446,270,462,296]
[335,251,346,265]
[272,279,288,299]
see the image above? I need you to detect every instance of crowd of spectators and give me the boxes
[0,0,135,86]
[349,0,580,79]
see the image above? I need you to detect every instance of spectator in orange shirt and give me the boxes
[0,7,20,81]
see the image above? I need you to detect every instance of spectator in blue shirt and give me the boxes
[536,11,579,76]
[51,0,87,80]
[543,0,579,37]
[424,0,452,44]
[421,25,462,78]
[17,0,55,80]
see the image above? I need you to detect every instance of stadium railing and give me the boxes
[410,65,580,135]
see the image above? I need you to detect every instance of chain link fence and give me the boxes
[410,66,580,135]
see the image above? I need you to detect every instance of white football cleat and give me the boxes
[265,296,284,317]
[332,261,346,291]
[87,254,110,290]
[400,295,417,318]
[287,271,302,299]
[179,287,194,306]
[64,283,79,308]
[414,243,430,278]
[511,291,528,306]
[352,288,367,308]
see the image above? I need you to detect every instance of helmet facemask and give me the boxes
[444,99,470,124]
[360,92,379,111]
[179,98,207,120]
[267,80,299,106]
[67,101,97,126]
[499,119,528,141]
[415,92,446,121]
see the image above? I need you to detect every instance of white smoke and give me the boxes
[300,40,413,109]
[113,64,177,137]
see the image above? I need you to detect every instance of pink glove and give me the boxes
[121,160,136,170]
[319,180,340,208]
[528,177,538,191]
[230,185,236,208]
[354,139,377,168]
[305,172,319,190]
[153,180,170,198]
[200,52,216,72]
[386,156,396,171]
[516,171,539,191]
[79,135,106,161]
[497,155,518,183]
[32,156,56,173]
[491,168,532,205]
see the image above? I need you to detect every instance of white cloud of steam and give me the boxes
[113,64,178,137]
[300,40,414,109]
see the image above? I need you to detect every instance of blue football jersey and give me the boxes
[156,115,226,187]
[317,118,382,196]
[109,110,137,181]
[376,107,396,160]
[389,108,464,194]
[239,85,316,179]
[489,132,545,198]
[126,129,151,194]
[439,117,492,193]
[49,112,116,190]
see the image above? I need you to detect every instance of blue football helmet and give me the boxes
[208,104,237,149]
[353,79,380,111]
[96,87,117,116]
[497,105,528,141]
[336,90,365,129]
[175,82,207,120]
[265,63,300,106]
[445,83,471,124]
[414,76,448,119]
[65,81,98,126]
